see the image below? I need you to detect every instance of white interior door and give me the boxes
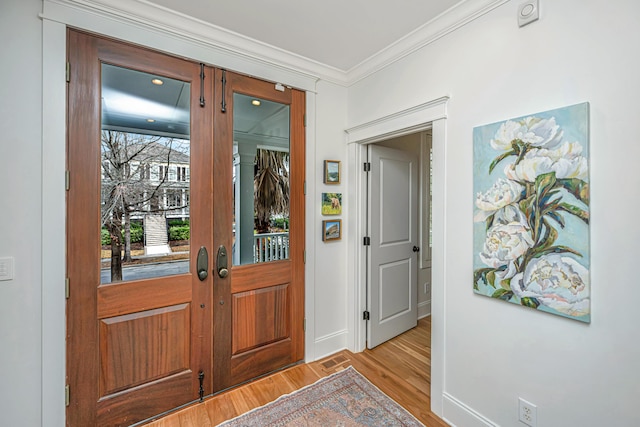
[367,144,419,349]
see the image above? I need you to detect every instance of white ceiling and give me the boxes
[145,0,464,71]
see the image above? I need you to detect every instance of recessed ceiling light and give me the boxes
[146,118,155,123]
[151,78,164,85]
[252,99,261,106]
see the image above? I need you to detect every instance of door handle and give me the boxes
[196,246,208,281]
[216,245,229,278]
[412,246,420,253]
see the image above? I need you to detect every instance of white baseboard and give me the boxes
[442,392,497,427]
[418,300,431,318]
[313,329,349,360]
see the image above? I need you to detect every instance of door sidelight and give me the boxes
[216,245,229,278]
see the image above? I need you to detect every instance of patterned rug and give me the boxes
[217,367,424,426]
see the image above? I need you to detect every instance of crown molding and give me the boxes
[345,0,509,86]
[42,0,340,88]
[42,0,507,88]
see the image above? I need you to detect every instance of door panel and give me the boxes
[67,30,213,426]
[213,71,305,391]
[368,145,418,349]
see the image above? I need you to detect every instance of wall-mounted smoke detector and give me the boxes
[518,0,539,27]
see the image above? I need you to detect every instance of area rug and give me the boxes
[217,367,424,426]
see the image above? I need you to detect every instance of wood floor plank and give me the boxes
[143,316,448,427]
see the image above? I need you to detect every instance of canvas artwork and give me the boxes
[473,103,590,323]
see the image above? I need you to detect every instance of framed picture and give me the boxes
[324,160,341,184]
[322,219,342,242]
[321,192,342,215]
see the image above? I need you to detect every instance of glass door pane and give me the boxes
[232,93,290,265]
[100,64,191,283]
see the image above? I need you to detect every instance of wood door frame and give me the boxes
[66,30,214,426]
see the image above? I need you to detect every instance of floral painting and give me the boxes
[473,103,590,323]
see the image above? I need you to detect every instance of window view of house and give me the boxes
[99,64,191,283]
[232,93,291,265]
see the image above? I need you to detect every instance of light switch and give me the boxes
[0,257,14,281]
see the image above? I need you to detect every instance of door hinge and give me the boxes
[199,63,206,108]
[66,62,70,83]
[220,69,227,113]
[65,277,70,299]
[363,311,370,321]
[198,371,205,402]
[65,170,70,191]
[363,236,370,246]
[303,180,307,195]
[364,162,371,172]
[303,250,306,264]
[303,114,306,127]
[303,318,306,332]
[65,384,70,406]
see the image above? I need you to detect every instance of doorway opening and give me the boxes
[365,130,433,350]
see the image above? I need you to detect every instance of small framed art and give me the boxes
[324,160,341,184]
[322,219,342,242]
[321,192,342,215]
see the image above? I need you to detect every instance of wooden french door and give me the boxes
[66,30,304,426]
[212,71,305,391]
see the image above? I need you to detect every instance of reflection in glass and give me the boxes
[232,93,290,265]
[100,64,190,283]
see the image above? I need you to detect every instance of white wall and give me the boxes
[0,0,44,426]
[312,80,350,358]
[349,0,639,425]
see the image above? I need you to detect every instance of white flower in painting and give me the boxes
[510,254,590,316]
[474,178,524,222]
[479,222,534,269]
[504,141,588,183]
[491,117,564,151]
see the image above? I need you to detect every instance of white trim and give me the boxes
[345,0,510,85]
[345,97,449,145]
[418,301,432,319]
[313,330,349,361]
[41,18,67,427]
[430,118,447,417]
[42,0,507,87]
[345,98,448,419]
[304,91,317,363]
[442,392,498,427]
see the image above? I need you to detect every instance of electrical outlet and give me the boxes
[0,257,14,281]
[519,398,537,426]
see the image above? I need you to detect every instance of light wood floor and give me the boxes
[144,317,448,427]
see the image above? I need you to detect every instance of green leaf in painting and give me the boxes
[546,211,566,228]
[557,179,590,205]
[538,220,559,249]
[535,172,557,202]
[492,289,514,301]
[485,213,495,232]
[474,268,495,290]
[558,202,589,224]
[521,297,540,309]
[489,150,516,174]
[535,245,583,258]
[486,270,496,288]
